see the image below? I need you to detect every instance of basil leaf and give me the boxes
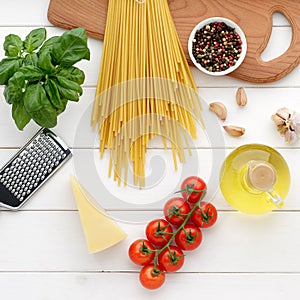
[8,71,25,88]
[57,84,79,101]
[56,98,68,114]
[24,83,48,112]
[58,66,85,84]
[4,85,22,105]
[24,84,57,128]
[3,34,23,57]
[56,75,82,95]
[29,104,57,128]
[39,36,59,56]
[3,71,25,104]
[24,28,46,53]
[52,27,90,67]
[0,57,22,85]
[24,53,38,66]
[12,100,31,130]
[44,78,63,110]
[19,65,44,82]
[37,50,56,74]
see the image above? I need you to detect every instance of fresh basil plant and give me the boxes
[0,27,90,130]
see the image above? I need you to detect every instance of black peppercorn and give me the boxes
[192,21,243,72]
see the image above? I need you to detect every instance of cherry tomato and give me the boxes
[180,176,207,203]
[145,219,173,247]
[163,197,191,226]
[139,263,165,290]
[191,201,218,228]
[128,239,156,266]
[175,224,202,251]
[157,245,185,272]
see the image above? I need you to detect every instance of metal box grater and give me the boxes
[0,128,72,210]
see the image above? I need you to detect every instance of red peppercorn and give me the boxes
[192,21,243,72]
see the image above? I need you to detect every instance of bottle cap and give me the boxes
[248,162,276,191]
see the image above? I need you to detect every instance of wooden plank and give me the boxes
[0,272,298,300]
[0,148,298,211]
[0,84,300,148]
[0,211,299,272]
[0,0,51,26]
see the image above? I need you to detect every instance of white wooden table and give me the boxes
[0,1,299,299]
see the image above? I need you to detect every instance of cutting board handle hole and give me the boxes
[260,12,292,62]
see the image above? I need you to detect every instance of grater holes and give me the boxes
[0,129,71,207]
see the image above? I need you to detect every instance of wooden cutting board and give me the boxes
[47,0,300,83]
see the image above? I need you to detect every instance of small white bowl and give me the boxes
[188,17,247,76]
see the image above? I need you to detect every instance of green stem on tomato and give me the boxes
[152,188,207,270]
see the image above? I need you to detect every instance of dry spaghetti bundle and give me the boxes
[92,0,203,187]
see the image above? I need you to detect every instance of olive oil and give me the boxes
[219,144,290,214]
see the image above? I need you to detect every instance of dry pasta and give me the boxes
[92,0,204,187]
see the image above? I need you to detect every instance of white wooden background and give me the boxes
[0,1,300,299]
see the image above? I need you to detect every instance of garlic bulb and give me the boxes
[271,107,300,144]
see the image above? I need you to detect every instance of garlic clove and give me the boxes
[209,102,227,121]
[285,130,298,144]
[236,87,247,106]
[277,125,288,135]
[223,125,245,137]
[271,114,285,126]
[275,107,290,121]
[291,112,300,136]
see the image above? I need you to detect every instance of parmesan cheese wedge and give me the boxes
[70,176,127,253]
